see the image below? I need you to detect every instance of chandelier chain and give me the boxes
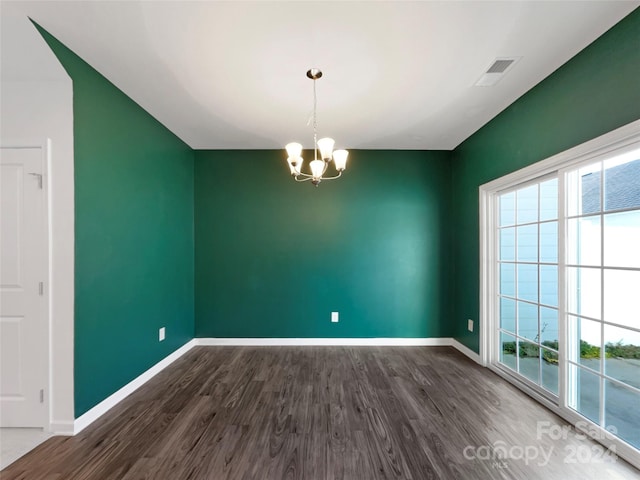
[313,78,318,162]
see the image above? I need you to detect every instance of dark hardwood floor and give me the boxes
[2,346,638,479]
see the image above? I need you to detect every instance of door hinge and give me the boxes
[39,282,44,296]
[29,172,43,189]
[40,389,44,403]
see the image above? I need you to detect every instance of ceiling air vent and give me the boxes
[475,57,520,87]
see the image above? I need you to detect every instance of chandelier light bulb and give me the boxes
[333,150,349,171]
[285,142,303,160]
[310,159,325,178]
[287,156,303,176]
[317,137,335,161]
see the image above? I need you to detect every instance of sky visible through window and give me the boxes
[571,156,640,348]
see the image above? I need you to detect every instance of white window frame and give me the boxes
[479,119,640,470]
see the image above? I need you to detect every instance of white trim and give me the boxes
[44,138,55,432]
[0,139,50,149]
[451,339,482,364]
[40,141,51,432]
[479,186,493,367]
[49,420,74,436]
[194,337,453,347]
[73,340,197,434]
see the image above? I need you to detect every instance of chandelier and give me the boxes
[285,68,348,186]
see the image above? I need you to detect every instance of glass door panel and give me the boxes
[496,178,559,396]
[565,150,640,451]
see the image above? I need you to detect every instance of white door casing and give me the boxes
[0,146,48,427]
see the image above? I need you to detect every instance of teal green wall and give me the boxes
[194,150,452,338]
[36,25,195,417]
[451,8,640,353]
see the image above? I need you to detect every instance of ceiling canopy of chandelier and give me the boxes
[285,68,348,186]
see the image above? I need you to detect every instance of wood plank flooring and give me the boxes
[2,346,638,479]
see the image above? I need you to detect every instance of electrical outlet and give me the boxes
[467,319,474,332]
[159,327,166,341]
[331,312,339,323]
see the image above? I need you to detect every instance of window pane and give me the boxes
[516,184,538,224]
[540,307,558,348]
[500,263,515,297]
[517,264,538,303]
[499,227,515,261]
[540,265,558,307]
[539,221,557,263]
[604,324,640,390]
[541,348,558,395]
[517,224,538,262]
[539,178,558,221]
[567,267,601,320]
[500,332,517,370]
[500,297,516,333]
[567,216,601,266]
[518,301,538,342]
[499,191,515,226]
[603,269,640,329]
[604,210,640,268]
[568,315,602,372]
[568,364,600,424]
[518,340,540,384]
[568,163,601,216]
[603,157,640,212]
[605,379,640,450]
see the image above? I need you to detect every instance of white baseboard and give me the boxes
[73,339,197,434]
[450,339,483,364]
[49,420,74,436]
[194,337,454,346]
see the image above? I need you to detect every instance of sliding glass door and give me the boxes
[485,129,640,463]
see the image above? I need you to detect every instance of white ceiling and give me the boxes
[2,1,638,150]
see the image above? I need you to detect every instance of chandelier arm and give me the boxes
[317,171,343,181]
[294,171,314,179]
[294,175,314,182]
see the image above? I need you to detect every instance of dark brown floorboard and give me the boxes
[2,346,638,479]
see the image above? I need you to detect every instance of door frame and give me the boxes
[479,119,640,470]
[1,139,51,431]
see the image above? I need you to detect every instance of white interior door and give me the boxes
[0,146,48,428]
